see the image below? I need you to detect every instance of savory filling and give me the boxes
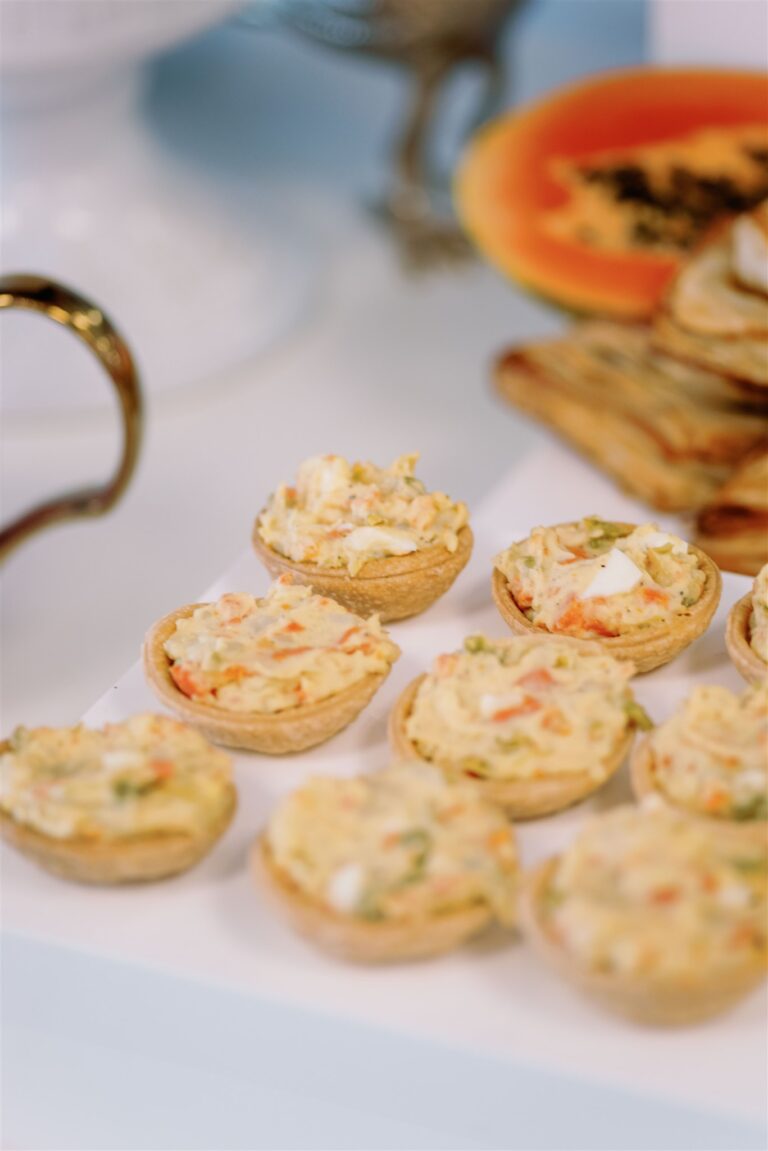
[749,563,768,664]
[266,761,518,924]
[543,806,768,978]
[163,576,399,714]
[545,125,768,254]
[405,635,645,782]
[495,518,706,638]
[257,453,468,576]
[647,683,768,821]
[0,714,233,841]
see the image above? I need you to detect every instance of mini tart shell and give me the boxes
[254,835,495,963]
[725,592,767,686]
[491,525,722,674]
[389,672,634,820]
[0,739,236,885]
[520,858,766,1026]
[143,604,395,754]
[252,522,474,622]
[630,735,768,851]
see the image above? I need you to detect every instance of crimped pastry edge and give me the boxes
[389,671,635,820]
[490,525,722,674]
[252,523,474,622]
[0,760,236,886]
[143,604,396,754]
[726,592,768,686]
[520,858,766,1026]
[253,834,494,963]
[630,735,768,851]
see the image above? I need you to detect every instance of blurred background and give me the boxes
[1,0,764,730]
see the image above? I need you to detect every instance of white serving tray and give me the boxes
[3,445,766,1130]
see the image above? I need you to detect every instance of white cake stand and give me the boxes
[0,0,311,416]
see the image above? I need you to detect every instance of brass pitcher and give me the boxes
[0,275,143,560]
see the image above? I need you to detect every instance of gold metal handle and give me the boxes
[0,275,143,561]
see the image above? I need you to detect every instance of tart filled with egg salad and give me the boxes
[726,563,768,686]
[255,761,519,962]
[253,453,473,621]
[492,518,721,673]
[631,683,768,847]
[0,714,235,884]
[521,805,768,1025]
[390,635,648,819]
[144,576,400,754]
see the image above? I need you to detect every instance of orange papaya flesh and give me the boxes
[455,68,768,319]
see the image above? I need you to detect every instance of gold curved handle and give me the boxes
[0,275,143,561]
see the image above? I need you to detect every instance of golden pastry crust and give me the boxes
[252,523,474,622]
[253,835,493,963]
[726,592,768,686]
[0,736,236,885]
[389,673,634,820]
[520,858,766,1026]
[630,736,768,851]
[491,525,722,674]
[143,605,393,754]
[653,311,768,388]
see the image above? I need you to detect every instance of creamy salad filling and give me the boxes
[164,576,399,713]
[0,714,233,841]
[543,806,767,978]
[405,635,645,782]
[647,683,768,821]
[266,761,518,924]
[749,563,768,665]
[257,454,468,576]
[495,518,706,637]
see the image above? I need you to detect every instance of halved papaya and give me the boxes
[455,68,768,319]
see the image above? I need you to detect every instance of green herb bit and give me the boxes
[543,886,565,911]
[732,796,768,822]
[404,475,425,493]
[624,699,653,731]
[464,635,491,654]
[113,777,157,799]
[681,594,699,608]
[584,516,630,540]
[522,555,536,569]
[730,855,768,875]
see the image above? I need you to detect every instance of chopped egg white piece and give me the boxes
[479,690,525,719]
[344,526,418,555]
[326,862,365,912]
[580,548,643,600]
[640,531,688,555]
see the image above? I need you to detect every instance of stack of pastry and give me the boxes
[495,202,768,573]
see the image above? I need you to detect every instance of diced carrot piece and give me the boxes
[272,646,313,661]
[642,587,668,606]
[492,696,541,722]
[650,886,679,905]
[170,664,204,698]
[339,626,361,645]
[486,829,510,851]
[283,620,306,633]
[151,760,175,781]
[518,668,554,691]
